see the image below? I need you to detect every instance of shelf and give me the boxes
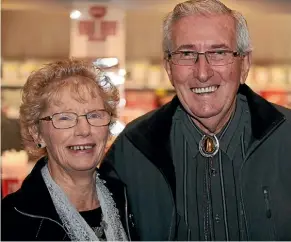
[1,85,24,90]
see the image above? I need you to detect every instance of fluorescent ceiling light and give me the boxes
[70,10,81,20]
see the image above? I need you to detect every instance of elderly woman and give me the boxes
[1,59,134,241]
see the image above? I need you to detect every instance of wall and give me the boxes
[2,4,291,63]
[125,9,291,64]
[247,13,291,64]
[125,10,164,61]
[1,10,70,59]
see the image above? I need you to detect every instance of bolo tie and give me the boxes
[188,114,233,240]
[188,114,233,158]
[199,134,219,158]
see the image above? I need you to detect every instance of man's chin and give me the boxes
[188,109,221,120]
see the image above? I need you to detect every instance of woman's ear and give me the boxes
[28,125,44,146]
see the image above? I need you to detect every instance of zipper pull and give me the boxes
[129,213,135,227]
[262,187,272,219]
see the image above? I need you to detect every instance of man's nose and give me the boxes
[194,54,214,83]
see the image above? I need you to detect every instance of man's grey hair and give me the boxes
[163,0,252,57]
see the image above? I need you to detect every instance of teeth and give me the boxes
[192,85,218,94]
[69,145,93,151]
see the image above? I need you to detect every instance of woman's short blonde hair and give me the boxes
[20,58,119,160]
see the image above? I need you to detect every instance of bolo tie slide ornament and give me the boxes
[199,134,219,158]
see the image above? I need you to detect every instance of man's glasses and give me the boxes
[39,110,111,129]
[168,50,240,66]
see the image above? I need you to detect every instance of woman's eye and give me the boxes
[88,112,102,119]
[59,117,69,120]
[89,114,99,119]
[57,116,72,121]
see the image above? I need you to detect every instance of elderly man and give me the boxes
[101,0,291,240]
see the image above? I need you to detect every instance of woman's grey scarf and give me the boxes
[41,165,128,241]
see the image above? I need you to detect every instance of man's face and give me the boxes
[165,14,251,133]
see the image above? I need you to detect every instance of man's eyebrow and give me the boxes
[174,44,231,51]
[210,43,231,49]
[175,44,196,51]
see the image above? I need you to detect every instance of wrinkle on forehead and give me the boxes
[172,13,236,51]
[47,77,101,107]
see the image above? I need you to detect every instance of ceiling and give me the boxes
[2,0,291,13]
[2,0,291,62]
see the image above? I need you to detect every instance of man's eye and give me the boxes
[212,50,227,55]
[180,51,196,58]
[181,51,194,56]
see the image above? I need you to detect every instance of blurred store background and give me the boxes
[1,0,291,196]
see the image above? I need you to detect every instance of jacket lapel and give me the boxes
[125,96,179,198]
[124,85,286,198]
[15,158,63,223]
[238,85,285,139]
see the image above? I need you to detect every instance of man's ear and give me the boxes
[240,52,252,84]
[163,57,174,87]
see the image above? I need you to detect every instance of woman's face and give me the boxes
[35,88,110,174]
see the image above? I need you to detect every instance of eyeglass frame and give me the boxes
[167,50,241,66]
[38,109,112,129]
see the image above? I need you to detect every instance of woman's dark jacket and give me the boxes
[1,157,136,241]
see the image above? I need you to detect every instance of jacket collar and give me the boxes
[239,84,285,139]
[14,157,62,222]
[125,84,285,194]
[15,158,125,222]
[125,97,179,198]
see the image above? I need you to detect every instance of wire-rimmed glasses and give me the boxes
[168,50,240,66]
[39,110,111,129]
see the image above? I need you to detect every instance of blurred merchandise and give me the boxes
[286,92,291,109]
[1,150,29,179]
[2,90,22,119]
[155,89,175,107]
[119,108,147,124]
[255,66,270,86]
[2,61,21,85]
[2,178,22,198]
[1,149,31,198]
[18,60,43,82]
[125,60,150,88]
[125,89,157,111]
[270,66,288,87]
[147,65,162,88]
[260,90,291,108]
[288,67,291,86]
[245,65,291,109]
[247,65,291,91]
[2,59,52,86]
[1,111,23,152]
